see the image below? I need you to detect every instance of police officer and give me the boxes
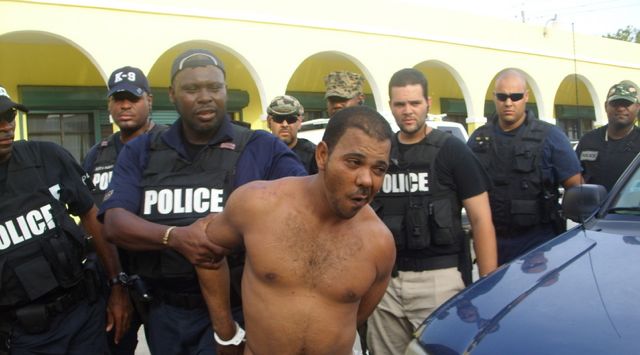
[324,71,365,117]
[0,85,127,354]
[468,69,582,266]
[83,66,165,354]
[99,49,306,354]
[367,68,497,355]
[266,95,317,174]
[576,80,640,191]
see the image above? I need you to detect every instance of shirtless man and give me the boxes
[195,106,396,354]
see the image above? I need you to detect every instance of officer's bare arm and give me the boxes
[463,192,498,277]
[81,205,130,341]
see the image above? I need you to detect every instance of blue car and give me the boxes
[406,153,640,355]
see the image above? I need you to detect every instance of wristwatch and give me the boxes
[107,272,129,287]
[214,321,245,346]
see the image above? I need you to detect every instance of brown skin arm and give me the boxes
[197,263,244,354]
[562,173,584,189]
[463,192,498,277]
[80,206,131,344]
[356,226,396,327]
[195,187,251,351]
[103,207,228,268]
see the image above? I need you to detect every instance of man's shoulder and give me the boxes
[294,138,317,154]
[579,126,606,142]
[17,140,69,159]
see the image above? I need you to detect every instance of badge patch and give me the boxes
[580,150,598,161]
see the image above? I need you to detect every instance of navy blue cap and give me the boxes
[171,49,225,82]
[107,66,150,97]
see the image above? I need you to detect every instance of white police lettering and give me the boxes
[0,204,56,250]
[49,184,61,200]
[114,71,136,83]
[92,171,113,191]
[381,172,429,194]
[143,188,224,215]
[580,151,598,162]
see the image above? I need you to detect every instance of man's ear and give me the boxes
[316,141,329,172]
[169,86,175,104]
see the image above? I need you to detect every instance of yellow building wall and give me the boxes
[1,0,638,134]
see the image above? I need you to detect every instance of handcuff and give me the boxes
[214,321,245,346]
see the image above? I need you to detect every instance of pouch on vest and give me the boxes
[510,199,540,228]
[513,145,535,173]
[430,199,455,245]
[405,203,430,250]
[15,303,50,334]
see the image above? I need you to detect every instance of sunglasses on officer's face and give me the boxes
[0,109,17,122]
[271,115,298,124]
[495,93,525,102]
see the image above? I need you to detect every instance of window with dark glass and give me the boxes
[27,112,95,163]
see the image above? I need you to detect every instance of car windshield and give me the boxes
[608,165,640,215]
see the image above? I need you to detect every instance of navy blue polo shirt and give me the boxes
[98,116,306,218]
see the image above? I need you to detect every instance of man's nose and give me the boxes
[356,168,373,187]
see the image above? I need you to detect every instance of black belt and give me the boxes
[396,254,459,272]
[154,288,205,310]
[0,281,87,323]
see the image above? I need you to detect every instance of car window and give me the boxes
[610,167,640,210]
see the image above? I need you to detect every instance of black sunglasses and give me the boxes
[271,115,298,124]
[495,93,525,102]
[0,109,17,122]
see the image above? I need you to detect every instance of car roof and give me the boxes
[298,115,469,144]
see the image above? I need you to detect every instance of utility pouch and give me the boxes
[15,304,50,335]
[430,200,455,246]
[405,204,430,250]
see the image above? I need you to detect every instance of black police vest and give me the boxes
[89,134,119,206]
[470,117,561,232]
[89,125,168,206]
[128,125,253,280]
[0,142,86,308]
[373,129,463,269]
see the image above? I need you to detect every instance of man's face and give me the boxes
[606,99,639,130]
[317,127,390,219]
[493,75,529,130]
[0,109,17,163]
[108,91,153,135]
[326,95,362,118]
[390,84,429,138]
[170,65,227,143]
[267,114,302,148]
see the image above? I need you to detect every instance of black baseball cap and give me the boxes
[171,49,225,83]
[107,66,151,97]
[0,85,29,113]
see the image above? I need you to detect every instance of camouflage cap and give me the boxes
[267,95,303,116]
[606,80,639,103]
[324,71,364,99]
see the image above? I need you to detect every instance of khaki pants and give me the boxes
[366,267,464,355]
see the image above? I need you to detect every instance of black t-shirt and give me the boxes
[398,133,491,201]
[1,140,94,216]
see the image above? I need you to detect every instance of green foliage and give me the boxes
[604,25,640,43]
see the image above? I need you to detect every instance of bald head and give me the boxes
[494,69,527,91]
